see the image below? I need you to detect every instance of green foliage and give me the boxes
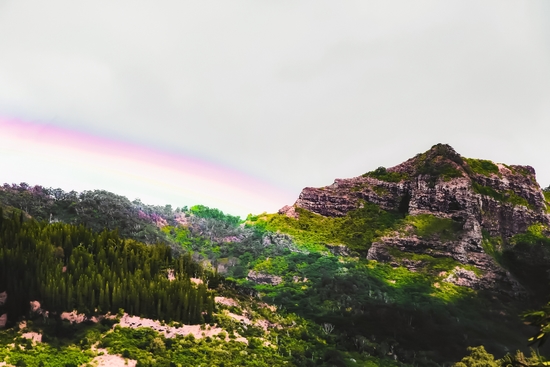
[501,349,550,366]
[454,346,550,367]
[0,184,176,245]
[0,213,217,324]
[0,344,92,367]
[472,182,531,208]
[372,185,389,195]
[363,167,409,183]
[464,158,500,177]
[523,302,550,347]
[1,176,542,367]
[543,190,550,212]
[414,144,464,182]
[0,324,101,367]
[453,346,499,367]
[249,204,402,252]
[253,257,289,275]
[386,248,481,277]
[481,231,503,262]
[417,160,463,182]
[404,214,463,241]
[188,205,241,226]
[98,321,393,367]
[510,224,550,247]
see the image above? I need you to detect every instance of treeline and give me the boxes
[0,184,245,249]
[0,208,219,325]
[0,184,176,244]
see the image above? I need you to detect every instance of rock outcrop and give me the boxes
[247,270,283,285]
[283,144,550,296]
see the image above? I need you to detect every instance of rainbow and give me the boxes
[0,116,296,217]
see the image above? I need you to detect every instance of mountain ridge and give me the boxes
[280,144,550,297]
[1,143,550,366]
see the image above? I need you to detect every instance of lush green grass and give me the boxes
[362,167,409,183]
[464,158,500,177]
[510,224,550,247]
[386,247,482,277]
[403,214,463,241]
[248,204,402,252]
[543,191,550,213]
[481,231,504,263]
[472,182,531,208]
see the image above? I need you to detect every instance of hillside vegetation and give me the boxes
[2,144,550,366]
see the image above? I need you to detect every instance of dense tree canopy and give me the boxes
[0,207,217,325]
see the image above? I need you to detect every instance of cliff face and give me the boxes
[281,144,550,297]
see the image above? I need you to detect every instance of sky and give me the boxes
[0,1,549,217]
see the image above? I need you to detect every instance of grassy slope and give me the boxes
[162,205,533,365]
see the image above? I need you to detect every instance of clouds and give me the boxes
[1,0,550,215]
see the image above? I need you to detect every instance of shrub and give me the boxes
[453,346,499,367]
[405,214,463,241]
[463,158,500,177]
[363,167,409,183]
[510,224,550,247]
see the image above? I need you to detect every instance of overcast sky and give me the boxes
[1,1,549,217]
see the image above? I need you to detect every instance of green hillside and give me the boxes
[2,146,550,366]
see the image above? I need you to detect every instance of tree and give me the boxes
[453,346,499,367]
[523,302,550,347]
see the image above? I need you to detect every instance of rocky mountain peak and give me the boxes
[280,144,550,297]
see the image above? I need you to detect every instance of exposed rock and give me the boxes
[0,314,6,328]
[292,145,549,237]
[29,300,48,318]
[216,257,240,275]
[247,270,282,285]
[167,268,175,281]
[444,267,479,288]
[118,313,248,343]
[21,332,42,344]
[326,244,352,257]
[278,205,299,219]
[293,276,308,283]
[89,347,137,367]
[190,277,203,285]
[284,144,548,296]
[61,311,98,324]
[215,297,238,308]
[262,232,310,254]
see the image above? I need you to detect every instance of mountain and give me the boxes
[283,143,550,297]
[1,143,550,366]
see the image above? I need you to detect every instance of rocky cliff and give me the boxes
[280,144,550,297]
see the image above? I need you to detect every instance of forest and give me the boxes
[0,206,216,325]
